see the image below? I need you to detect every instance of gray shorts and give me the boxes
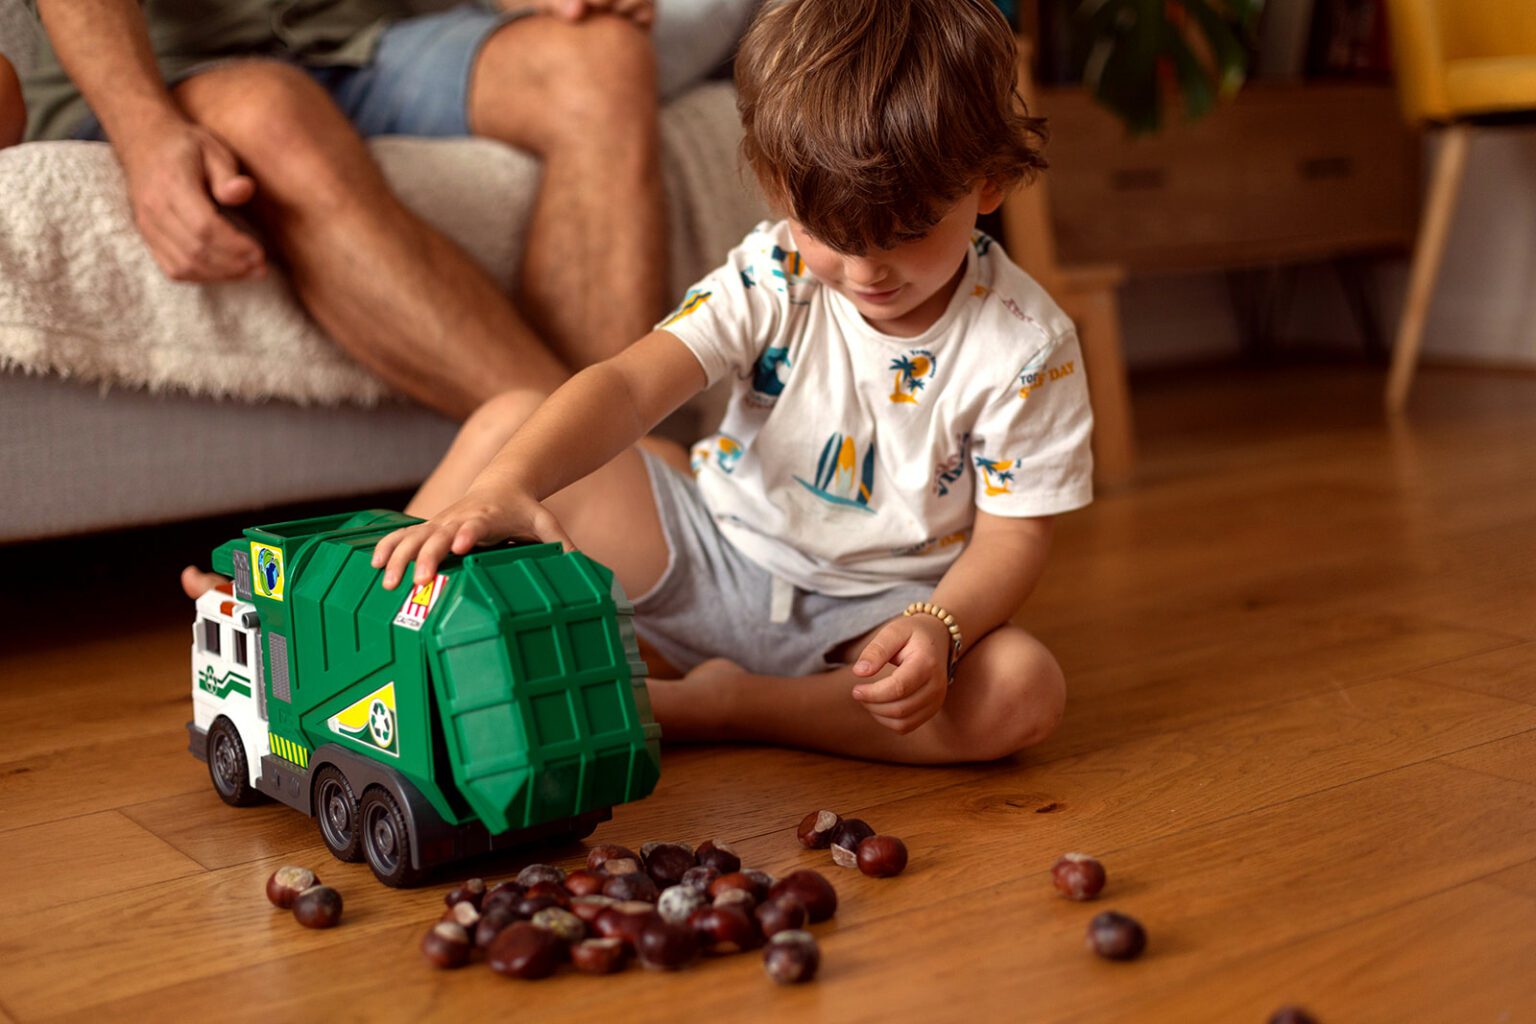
[632,450,933,678]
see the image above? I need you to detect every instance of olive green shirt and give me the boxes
[21,0,430,141]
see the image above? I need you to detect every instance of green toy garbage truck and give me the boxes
[187,510,662,886]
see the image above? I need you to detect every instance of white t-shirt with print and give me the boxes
[658,220,1093,598]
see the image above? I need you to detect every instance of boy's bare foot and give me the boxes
[181,565,229,600]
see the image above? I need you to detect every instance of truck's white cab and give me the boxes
[190,583,267,792]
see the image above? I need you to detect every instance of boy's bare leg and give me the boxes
[647,625,1067,764]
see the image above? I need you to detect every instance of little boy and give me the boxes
[373,0,1094,764]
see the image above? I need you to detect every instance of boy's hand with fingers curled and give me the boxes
[371,489,574,591]
[849,614,955,734]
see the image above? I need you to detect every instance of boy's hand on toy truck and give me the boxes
[372,490,575,590]
[848,614,953,734]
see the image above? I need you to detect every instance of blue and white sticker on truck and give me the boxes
[326,682,401,758]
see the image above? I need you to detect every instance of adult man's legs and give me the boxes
[469,16,669,369]
[173,60,569,419]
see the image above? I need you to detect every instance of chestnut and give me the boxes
[531,907,586,944]
[1052,853,1106,901]
[292,885,343,929]
[711,871,770,904]
[421,922,471,968]
[796,809,842,850]
[586,844,639,872]
[742,868,776,891]
[487,921,567,980]
[642,842,698,888]
[681,865,720,894]
[754,895,807,938]
[689,904,761,954]
[265,866,318,909]
[762,930,819,984]
[522,880,572,908]
[712,888,757,915]
[475,904,516,948]
[442,900,481,931]
[1085,911,1146,961]
[694,839,742,875]
[856,835,908,878]
[562,868,607,898]
[483,881,524,911]
[570,894,619,924]
[769,870,838,923]
[571,937,630,975]
[593,903,660,950]
[442,877,486,910]
[513,895,561,921]
[603,870,659,904]
[1267,1008,1319,1024]
[657,884,707,925]
[515,863,566,888]
[602,857,642,877]
[636,919,700,971]
[829,818,876,868]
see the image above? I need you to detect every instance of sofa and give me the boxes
[0,0,767,542]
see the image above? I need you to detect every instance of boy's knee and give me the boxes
[962,630,1066,760]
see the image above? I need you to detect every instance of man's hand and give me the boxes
[371,489,575,591]
[849,614,953,734]
[117,121,266,283]
[521,0,655,29]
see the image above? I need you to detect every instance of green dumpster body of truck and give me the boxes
[197,510,661,883]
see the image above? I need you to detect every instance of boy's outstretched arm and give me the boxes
[372,330,706,588]
[851,512,1054,733]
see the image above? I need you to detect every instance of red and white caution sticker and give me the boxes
[393,574,448,631]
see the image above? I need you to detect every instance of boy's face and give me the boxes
[788,182,1004,337]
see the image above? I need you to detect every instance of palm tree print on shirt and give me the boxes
[888,349,937,404]
[974,456,1017,496]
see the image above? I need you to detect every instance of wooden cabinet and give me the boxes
[1037,83,1420,272]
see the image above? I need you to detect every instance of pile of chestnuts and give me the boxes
[1049,852,1149,963]
[795,809,908,878]
[421,838,830,985]
[265,865,344,929]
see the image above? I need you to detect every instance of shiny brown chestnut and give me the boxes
[636,919,700,970]
[829,819,876,868]
[441,900,481,931]
[796,809,842,850]
[1052,853,1106,900]
[442,877,486,910]
[512,895,561,921]
[522,880,572,908]
[762,930,820,984]
[642,842,698,888]
[680,865,720,894]
[586,844,639,872]
[475,904,517,948]
[602,857,642,877]
[570,894,619,925]
[769,870,838,923]
[856,835,909,878]
[421,922,471,969]
[292,885,344,929]
[657,884,708,924]
[712,888,757,915]
[742,868,776,891]
[483,881,524,911]
[1085,911,1146,961]
[571,937,630,975]
[531,907,586,944]
[487,921,567,979]
[754,894,807,938]
[265,866,318,909]
[689,904,761,954]
[711,871,770,904]
[603,870,659,903]
[593,903,660,949]
[694,839,742,875]
[562,868,607,898]
[515,863,566,888]
[1267,1008,1319,1024]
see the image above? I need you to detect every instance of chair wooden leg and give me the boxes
[1063,285,1136,488]
[1387,123,1471,413]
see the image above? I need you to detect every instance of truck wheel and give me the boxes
[312,766,363,863]
[360,787,425,888]
[207,718,262,807]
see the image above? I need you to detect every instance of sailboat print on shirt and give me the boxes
[794,432,878,514]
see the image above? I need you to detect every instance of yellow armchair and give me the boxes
[1384,0,1536,410]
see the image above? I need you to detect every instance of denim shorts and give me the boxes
[73,6,530,141]
[631,450,934,678]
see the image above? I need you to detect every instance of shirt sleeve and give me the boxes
[969,330,1095,517]
[655,226,786,387]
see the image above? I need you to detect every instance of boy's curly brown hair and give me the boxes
[735,0,1048,255]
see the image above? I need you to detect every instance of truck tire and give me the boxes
[312,765,363,863]
[207,717,262,807]
[360,786,426,887]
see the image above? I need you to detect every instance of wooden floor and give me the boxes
[2,364,1533,1023]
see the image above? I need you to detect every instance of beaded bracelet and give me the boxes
[903,601,964,684]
